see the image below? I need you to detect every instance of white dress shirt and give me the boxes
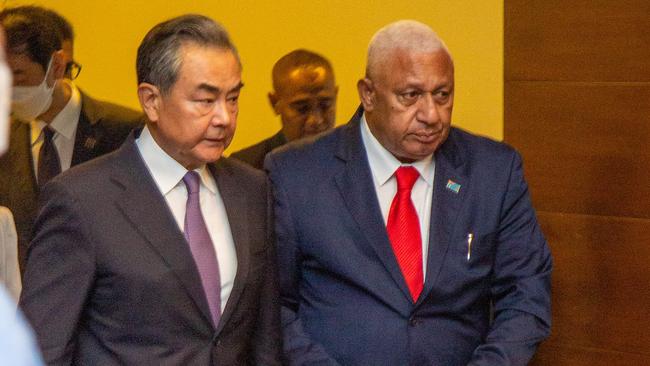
[360,114,435,276]
[30,80,82,177]
[135,126,237,312]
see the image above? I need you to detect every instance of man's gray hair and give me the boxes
[366,20,449,79]
[136,14,240,94]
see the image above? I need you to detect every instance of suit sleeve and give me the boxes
[19,181,95,366]
[251,177,283,366]
[468,151,553,366]
[266,155,341,366]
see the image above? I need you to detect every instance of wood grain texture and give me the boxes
[532,212,650,363]
[531,343,650,366]
[505,0,650,82]
[505,82,650,218]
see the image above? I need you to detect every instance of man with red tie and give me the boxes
[266,20,552,365]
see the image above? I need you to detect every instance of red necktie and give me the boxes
[387,166,423,302]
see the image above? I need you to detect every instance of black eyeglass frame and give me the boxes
[65,61,82,80]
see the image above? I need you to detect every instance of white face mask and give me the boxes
[11,58,55,122]
[0,59,11,155]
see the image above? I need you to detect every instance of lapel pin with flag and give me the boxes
[84,136,97,150]
[446,179,461,194]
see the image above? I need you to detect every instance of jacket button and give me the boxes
[409,316,420,326]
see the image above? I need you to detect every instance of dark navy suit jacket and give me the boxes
[266,108,552,366]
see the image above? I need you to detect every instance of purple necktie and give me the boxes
[183,171,221,325]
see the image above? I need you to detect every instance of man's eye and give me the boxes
[227,94,239,104]
[435,90,451,102]
[399,91,421,104]
[197,99,215,105]
[319,100,333,111]
[294,105,311,115]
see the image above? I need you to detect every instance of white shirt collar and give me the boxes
[360,113,435,186]
[30,80,81,144]
[135,125,217,195]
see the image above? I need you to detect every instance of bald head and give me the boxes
[269,49,338,141]
[366,20,451,80]
[272,49,334,92]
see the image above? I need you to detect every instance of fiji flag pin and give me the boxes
[445,179,461,194]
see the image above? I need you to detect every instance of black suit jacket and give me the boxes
[0,90,142,272]
[230,131,287,170]
[19,132,282,365]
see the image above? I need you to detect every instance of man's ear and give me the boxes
[268,91,280,115]
[138,83,162,123]
[48,50,66,85]
[357,78,375,112]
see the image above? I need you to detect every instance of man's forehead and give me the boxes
[286,88,336,104]
[277,65,335,95]
[375,48,453,81]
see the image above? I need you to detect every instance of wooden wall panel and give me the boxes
[505,0,650,81]
[505,82,650,217]
[505,1,650,364]
[531,344,650,366]
[536,212,650,356]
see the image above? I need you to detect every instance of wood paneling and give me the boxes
[505,1,650,364]
[505,82,650,218]
[505,0,650,82]
[536,212,650,357]
[531,344,650,366]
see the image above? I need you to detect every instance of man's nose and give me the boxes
[417,93,441,125]
[305,109,325,129]
[210,100,230,126]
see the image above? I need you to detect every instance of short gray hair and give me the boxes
[366,20,449,79]
[136,14,240,94]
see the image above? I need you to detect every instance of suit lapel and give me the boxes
[111,135,215,327]
[71,92,101,166]
[333,112,414,303]
[419,132,468,304]
[208,160,250,335]
[7,121,38,196]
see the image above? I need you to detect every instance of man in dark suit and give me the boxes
[19,14,281,365]
[0,6,142,273]
[266,20,552,365]
[231,49,337,169]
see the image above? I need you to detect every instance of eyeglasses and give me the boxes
[65,61,82,80]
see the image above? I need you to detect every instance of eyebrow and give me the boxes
[196,82,244,94]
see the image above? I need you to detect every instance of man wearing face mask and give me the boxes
[0,7,143,274]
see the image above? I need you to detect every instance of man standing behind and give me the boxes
[20,14,281,365]
[267,20,552,365]
[0,6,142,273]
[231,49,337,169]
